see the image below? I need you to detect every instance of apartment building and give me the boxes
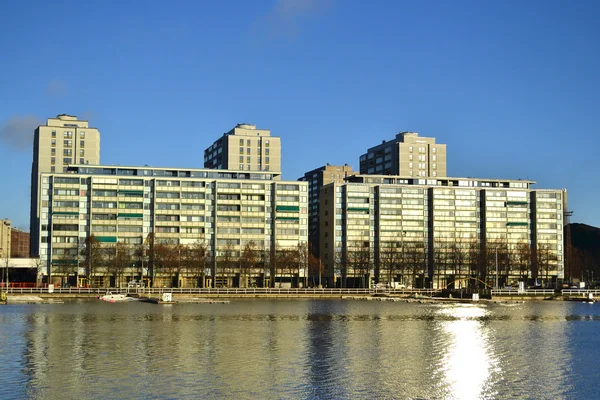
[0,219,11,259]
[320,175,566,289]
[11,228,30,258]
[204,124,281,175]
[298,164,358,257]
[30,115,100,256]
[36,165,307,288]
[359,132,447,177]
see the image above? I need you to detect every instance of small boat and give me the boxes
[98,292,137,303]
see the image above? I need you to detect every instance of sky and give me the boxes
[1,0,599,230]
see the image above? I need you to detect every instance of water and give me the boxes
[1,299,599,399]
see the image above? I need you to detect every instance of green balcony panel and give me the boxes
[506,201,528,206]
[96,236,118,243]
[118,213,143,218]
[276,217,300,221]
[52,211,79,215]
[52,259,78,265]
[347,207,370,212]
[276,205,300,212]
[506,222,528,227]
[119,190,144,195]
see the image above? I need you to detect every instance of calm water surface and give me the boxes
[1,299,599,399]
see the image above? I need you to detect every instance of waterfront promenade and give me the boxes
[3,286,597,300]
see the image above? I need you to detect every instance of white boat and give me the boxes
[98,292,136,302]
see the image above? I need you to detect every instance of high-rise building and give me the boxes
[359,132,447,177]
[30,115,101,256]
[299,164,358,257]
[0,219,11,259]
[36,164,308,288]
[204,124,281,176]
[320,174,565,289]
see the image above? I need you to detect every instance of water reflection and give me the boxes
[0,300,596,399]
[434,304,498,399]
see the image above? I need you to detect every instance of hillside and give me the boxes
[567,223,600,283]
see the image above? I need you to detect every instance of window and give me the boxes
[247,139,251,146]
[240,164,244,170]
[64,131,72,138]
[51,130,56,138]
[247,165,251,170]
[432,155,437,161]
[247,148,251,154]
[265,140,270,147]
[80,140,85,148]
[409,146,413,153]
[63,157,72,164]
[266,148,269,155]
[239,147,244,154]
[80,149,84,156]
[80,131,85,139]
[239,139,244,146]
[80,158,85,164]
[51,139,56,147]
[266,157,270,164]
[433,147,437,153]
[239,156,244,163]
[433,163,437,169]
[64,140,72,147]
[247,156,251,163]
[51,157,56,165]
[63,149,72,156]
[51,148,56,156]
[50,166,55,172]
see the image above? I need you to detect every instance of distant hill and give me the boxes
[566,223,600,283]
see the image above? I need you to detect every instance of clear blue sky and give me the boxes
[1,0,599,230]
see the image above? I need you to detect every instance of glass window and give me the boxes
[239,147,244,154]
[247,156,251,163]
[51,139,56,147]
[51,148,56,156]
[265,140,270,147]
[239,139,244,146]
[247,147,251,154]
[266,157,270,164]
[50,166,55,172]
[51,130,56,138]
[80,158,85,164]
[80,140,85,148]
[247,139,251,146]
[51,157,56,164]
[239,156,244,163]
[80,149,85,156]
[80,131,85,139]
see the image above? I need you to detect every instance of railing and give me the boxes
[491,289,556,296]
[562,289,600,296]
[4,287,443,296]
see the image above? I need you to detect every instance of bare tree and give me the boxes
[79,234,104,287]
[240,240,259,288]
[106,242,135,287]
[405,241,426,288]
[308,247,324,288]
[514,242,531,283]
[184,240,208,288]
[217,240,237,287]
[347,241,370,288]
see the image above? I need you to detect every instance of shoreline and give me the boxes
[5,292,586,303]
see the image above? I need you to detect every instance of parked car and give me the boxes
[127,281,142,288]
